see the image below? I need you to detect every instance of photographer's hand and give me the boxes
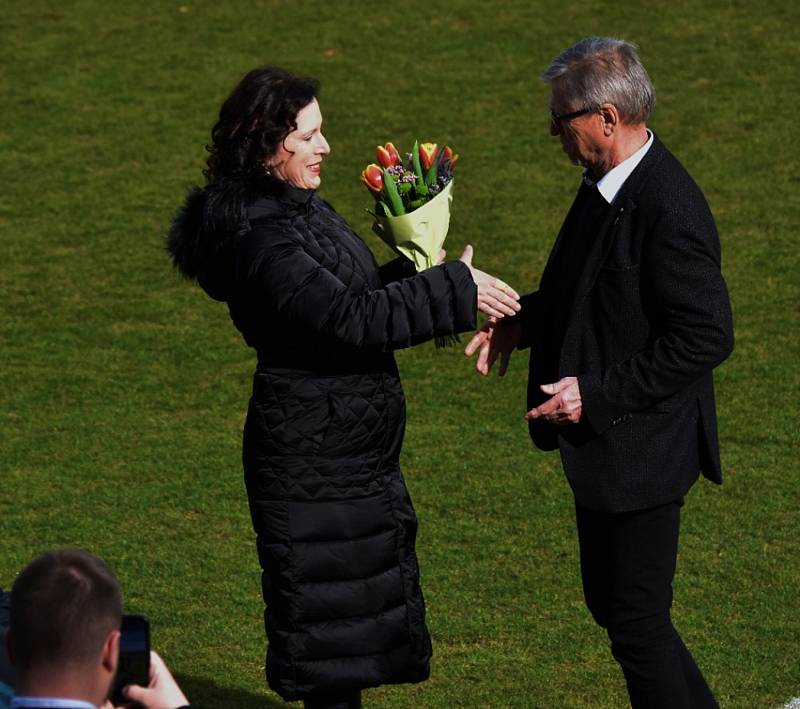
[121,651,190,709]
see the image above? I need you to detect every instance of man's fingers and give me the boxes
[486,344,500,371]
[540,376,575,395]
[525,395,561,419]
[464,330,488,356]
[499,348,510,377]
[465,317,518,377]
[538,397,562,414]
[476,341,491,376]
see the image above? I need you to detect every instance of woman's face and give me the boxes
[268,99,330,189]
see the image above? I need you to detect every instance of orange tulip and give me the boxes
[361,163,384,192]
[442,145,459,168]
[376,142,401,168]
[419,142,438,170]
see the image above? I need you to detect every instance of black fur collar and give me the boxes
[166,174,314,301]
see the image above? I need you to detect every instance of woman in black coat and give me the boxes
[167,67,519,708]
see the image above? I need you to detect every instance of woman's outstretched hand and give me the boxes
[459,245,520,319]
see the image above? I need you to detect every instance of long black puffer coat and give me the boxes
[167,175,477,700]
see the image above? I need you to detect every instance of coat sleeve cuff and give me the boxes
[578,373,632,436]
[441,260,478,332]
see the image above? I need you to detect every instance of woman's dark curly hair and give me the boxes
[204,67,319,181]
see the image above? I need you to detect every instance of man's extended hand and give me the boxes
[464,317,521,376]
[524,376,582,424]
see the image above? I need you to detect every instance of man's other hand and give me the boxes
[524,376,582,424]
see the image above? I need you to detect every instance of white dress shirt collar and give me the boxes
[587,129,654,204]
[11,697,96,708]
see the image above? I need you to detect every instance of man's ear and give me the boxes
[599,103,619,135]
[101,629,120,675]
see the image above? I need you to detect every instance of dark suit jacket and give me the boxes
[0,589,12,688]
[518,134,734,512]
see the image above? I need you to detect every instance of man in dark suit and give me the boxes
[466,37,733,708]
[6,549,189,709]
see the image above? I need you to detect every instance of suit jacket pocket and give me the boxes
[593,265,649,361]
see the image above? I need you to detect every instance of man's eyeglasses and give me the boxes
[550,106,596,125]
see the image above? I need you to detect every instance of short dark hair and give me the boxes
[9,549,122,672]
[204,66,320,181]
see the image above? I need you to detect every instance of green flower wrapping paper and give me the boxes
[372,180,454,271]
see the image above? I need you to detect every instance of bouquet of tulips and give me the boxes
[361,141,458,270]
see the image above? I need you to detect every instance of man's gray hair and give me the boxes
[542,37,656,124]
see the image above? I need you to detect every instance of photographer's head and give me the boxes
[7,549,122,705]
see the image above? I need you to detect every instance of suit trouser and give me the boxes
[575,499,718,709]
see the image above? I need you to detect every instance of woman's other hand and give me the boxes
[435,249,446,265]
[459,245,520,319]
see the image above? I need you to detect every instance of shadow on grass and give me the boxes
[174,672,287,708]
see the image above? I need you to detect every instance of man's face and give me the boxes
[549,87,606,173]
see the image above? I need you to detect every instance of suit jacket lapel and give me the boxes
[566,133,668,323]
[540,181,591,290]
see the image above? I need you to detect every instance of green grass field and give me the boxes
[2,1,798,707]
